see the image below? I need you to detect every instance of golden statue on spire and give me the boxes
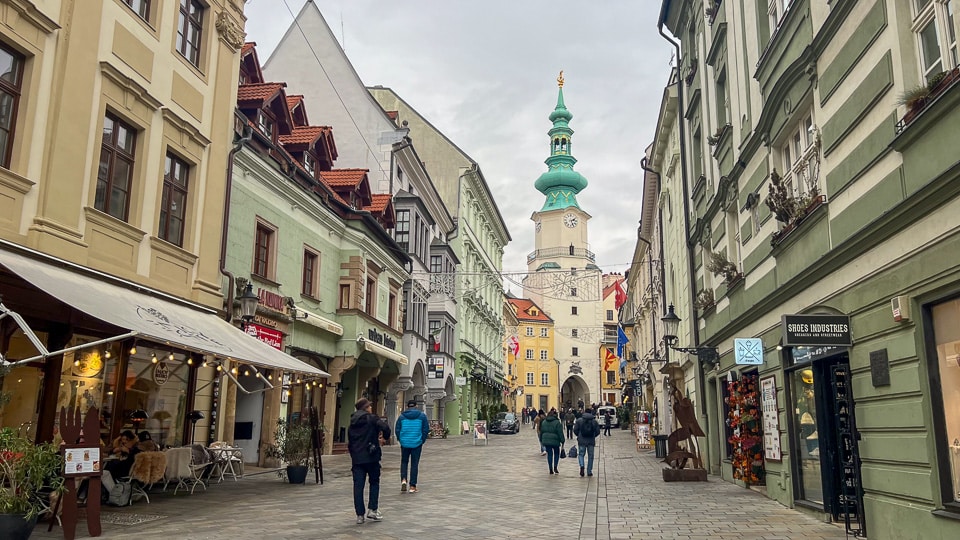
[557,70,564,88]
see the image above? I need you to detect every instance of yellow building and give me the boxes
[0,0,324,448]
[508,296,558,412]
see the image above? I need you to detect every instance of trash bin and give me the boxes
[652,435,669,458]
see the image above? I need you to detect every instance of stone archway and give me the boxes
[561,375,591,410]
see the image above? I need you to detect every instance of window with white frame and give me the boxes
[779,112,819,199]
[540,350,548,360]
[913,0,958,81]
[572,347,579,357]
[526,349,534,360]
[768,0,792,33]
[571,328,578,338]
[540,327,549,337]
[526,372,535,386]
[526,326,534,336]
[541,373,549,386]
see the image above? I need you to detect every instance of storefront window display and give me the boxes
[54,335,119,445]
[932,298,960,504]
[791,366,823,504]
[0,329,48,435]
[725,373,764,485]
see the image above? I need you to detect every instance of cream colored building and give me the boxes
[0,1,324,449]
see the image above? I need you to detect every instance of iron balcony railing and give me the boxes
[527,246,596,265]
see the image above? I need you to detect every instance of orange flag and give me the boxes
[603,348,618,371]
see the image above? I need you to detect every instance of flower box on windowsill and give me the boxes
[726,273,744,291]
[896,66,960,135]
[696,302,716,317]
[770,195,826,247]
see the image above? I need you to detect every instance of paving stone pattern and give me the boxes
[35,427,849,539]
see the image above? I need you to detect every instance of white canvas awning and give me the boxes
[0,248,328,377]
[360,337,408,365]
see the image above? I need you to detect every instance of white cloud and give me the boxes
[245,0,673,275]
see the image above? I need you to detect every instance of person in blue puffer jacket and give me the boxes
[394,399,430,493]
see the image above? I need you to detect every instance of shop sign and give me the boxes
[781,314,852,347]
[153,361,170,385]
[428,356,445,379]
[760,376,781,461]
[245,323,283,350]
[455,376,467,386]
[734,338,764,365]
[367,327,397,350]
[254,314,279,328]
[257,288,288,314]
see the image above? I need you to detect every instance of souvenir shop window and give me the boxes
[724,372,764,485]
[931,298,960,505]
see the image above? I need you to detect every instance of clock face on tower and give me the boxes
[563,213,579,228]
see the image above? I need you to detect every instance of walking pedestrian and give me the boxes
[348,398,391,524]
[564,408,576,439]
[521,407,528,424]
[540,408,565,475]
[577,398,584,412]
[534,409,546,454]
[574,409,600,477]
[603,410,612,436]
[530,408,539,427]
[395,399,429,494]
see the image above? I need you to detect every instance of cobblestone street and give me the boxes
[34,426,851,539]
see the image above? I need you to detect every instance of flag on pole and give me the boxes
[429,325,442,352]
[508,335,520,358]
[614,279,627,310]
[603,348,618,371]
[617,324,629,359]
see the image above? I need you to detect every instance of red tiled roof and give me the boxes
[602,278,624,300]
[286,95,303,110]
[237,82,285,105]
[365,193,392,213]
[319,169,368,188]
[279,126,331,146]
[508,298,552,323]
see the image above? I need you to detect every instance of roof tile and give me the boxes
[237,82,285,104]
[319,169,368,188]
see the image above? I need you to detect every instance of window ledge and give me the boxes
[933,502,960,521]
[84,207,147,243]
[770,195,827,252]
[149,236,198,265]
[250,273,281,288]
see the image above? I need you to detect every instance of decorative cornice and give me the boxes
[6,0,60,34]
[99,61,162,111]
[83,206,147,243]
[161,107,211,148]
[215,10,245,51]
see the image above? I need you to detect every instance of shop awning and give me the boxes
[359,337,408,365]
[0,249,328,377]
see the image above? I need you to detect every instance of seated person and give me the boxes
[104,430,140,478]
[136,431,159,452]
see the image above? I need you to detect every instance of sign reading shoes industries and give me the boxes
[781,314,852,347]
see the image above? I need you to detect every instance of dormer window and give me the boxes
[257,111,274,139]
[303,153,317,177]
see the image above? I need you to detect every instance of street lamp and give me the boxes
[238,283,259,330]
[661,304,719,370]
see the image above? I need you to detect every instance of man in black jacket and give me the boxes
[573,412,599,477]
[348,398,391,524]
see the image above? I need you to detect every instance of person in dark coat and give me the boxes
[564,408,576,439]
[603,411,613,436]
[534,409,547,454]
[539,409,565,475]
[348,398,391,524]
[574,411,600,476]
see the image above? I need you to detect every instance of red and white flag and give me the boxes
[614,279,627,310]
[509,335,520,357]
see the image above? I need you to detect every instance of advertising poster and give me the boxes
[473,420,487,445]
[64,447,101,477]
[760,376,782,461]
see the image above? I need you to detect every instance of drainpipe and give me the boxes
[658,12,700,353]
[219,120,254,323]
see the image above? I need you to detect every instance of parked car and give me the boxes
[597,406,619,428]
[490,412,520,434]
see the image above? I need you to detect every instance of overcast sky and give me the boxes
[243,0,674,279]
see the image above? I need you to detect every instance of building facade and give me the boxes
[508,296,558,412]
[369,87,511,430]
[656,0,960,537]
[0,0,326,452]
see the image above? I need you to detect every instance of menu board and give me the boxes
[760,376,782,461]
[64,446,101,477]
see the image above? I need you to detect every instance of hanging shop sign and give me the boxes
[367,327,397,350]
[245,323,284,350]
[760,376,781,461]
[734,338,764,365]
[781,314,852,347]
[455,376,467,386]
[153,361,170,385]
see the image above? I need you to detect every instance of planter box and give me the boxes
[662,468,708,482]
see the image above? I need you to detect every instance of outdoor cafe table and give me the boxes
[208,446,243,483]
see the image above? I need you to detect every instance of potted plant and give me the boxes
[265,419,315,484]
[0,374,65,539]
[706,250,740,284]
[441,426,450,439]
[694,288,715,312]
